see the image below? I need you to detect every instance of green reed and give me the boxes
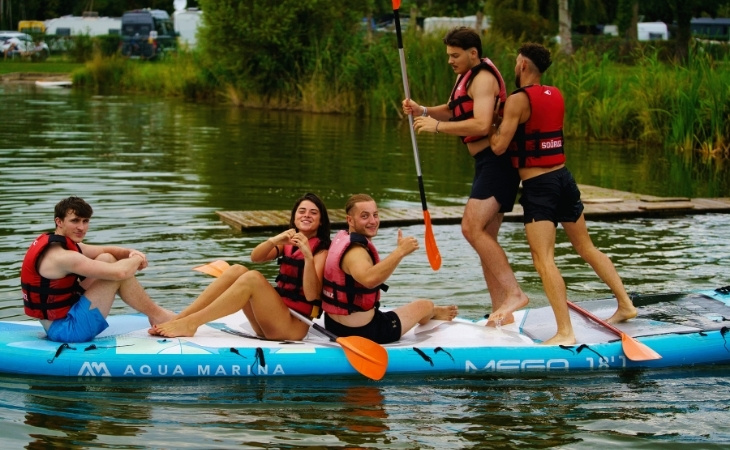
[68,32,728,153]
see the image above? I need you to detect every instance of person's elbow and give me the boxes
[490,136,508,155]
[356,275,384,290]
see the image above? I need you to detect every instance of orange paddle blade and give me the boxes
[620,332,662,361]
[336,336,389,381]
[193,260,231,278]
[392,0,401,10]
[423,210,441,271]
[567,301,661,361]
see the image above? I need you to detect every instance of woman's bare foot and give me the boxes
[606,305,638,324]
[433,305,458,321]
[149,319,199,338]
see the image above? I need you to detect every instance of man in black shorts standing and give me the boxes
[321,194,458,344]
[404,27,528,326]
[489,43,637,345]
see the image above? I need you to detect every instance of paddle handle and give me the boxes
[288,308,338,342]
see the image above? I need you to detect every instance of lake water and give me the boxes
[0,83,729,448]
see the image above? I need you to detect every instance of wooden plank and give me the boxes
[640,196,691,203]
[215,190,730,232]
[639,202,695,211]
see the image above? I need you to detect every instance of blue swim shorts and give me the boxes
[46,295,109,343]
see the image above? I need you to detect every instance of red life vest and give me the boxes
[21,233,83,320]
[275,237,322,319]
[508,85,566,168]
[321,230,388,315]
[448,57,507,144]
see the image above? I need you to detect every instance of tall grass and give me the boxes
[68,32,729,154]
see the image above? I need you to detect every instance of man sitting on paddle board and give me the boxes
[321,193,458,344]
[489,43,637,345]
[20,196,175,343]
[403,26,528,327]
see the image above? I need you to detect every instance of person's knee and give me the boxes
[95,252,117,263]
[236,270,267,288]
[461,221,479,243]
[228,264,249,278]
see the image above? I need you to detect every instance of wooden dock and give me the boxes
[217,185,730,232]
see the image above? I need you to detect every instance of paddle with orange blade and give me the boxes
[567,301,661,361]
[193,260,389,380]
[392,0,441,271]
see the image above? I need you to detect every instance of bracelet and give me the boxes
[435,121,440,133]
[422,106,428,117]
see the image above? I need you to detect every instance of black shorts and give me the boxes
[520,166,584,226]
[470,148,521,213]
[324,310,402,344]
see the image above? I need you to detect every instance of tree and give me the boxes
[558,0,572,54]
[197,0,361,100]
[616,0,637,40]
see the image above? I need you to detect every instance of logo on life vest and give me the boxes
[541,139,562,149]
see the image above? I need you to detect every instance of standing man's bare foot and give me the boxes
[486,293,529,327]
[433,305,458,321]
[541,332,576,346]
[486,312,515,327]
[606,305,637,324]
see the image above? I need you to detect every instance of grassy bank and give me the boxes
[44,33,730,154]
[0,59,83,75]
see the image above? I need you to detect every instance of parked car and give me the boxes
[120,9,176,59]
[1,31,49,61]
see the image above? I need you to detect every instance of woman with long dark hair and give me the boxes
[151,193,331,339]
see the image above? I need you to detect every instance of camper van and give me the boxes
[691,17,730,41]
[120,9,177,59]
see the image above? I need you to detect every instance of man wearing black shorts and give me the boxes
[404,27,528,326]
[490,43,637,345]
[321,194,458,344]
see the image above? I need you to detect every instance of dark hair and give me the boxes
[290,193,331,249]
[443,26,482,58]
[54,196,93,222]
[519,42,552,73]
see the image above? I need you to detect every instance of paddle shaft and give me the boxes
[393,7,428,211]
[288,308,339,342]
[567,301,623,336]
[393,2,441,271]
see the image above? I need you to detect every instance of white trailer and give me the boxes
[423,15,490,34]
[173,9,202,48]
[44,15,121,36]
[637,22,668,41]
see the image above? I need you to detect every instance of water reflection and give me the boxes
[24,380,151,448]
